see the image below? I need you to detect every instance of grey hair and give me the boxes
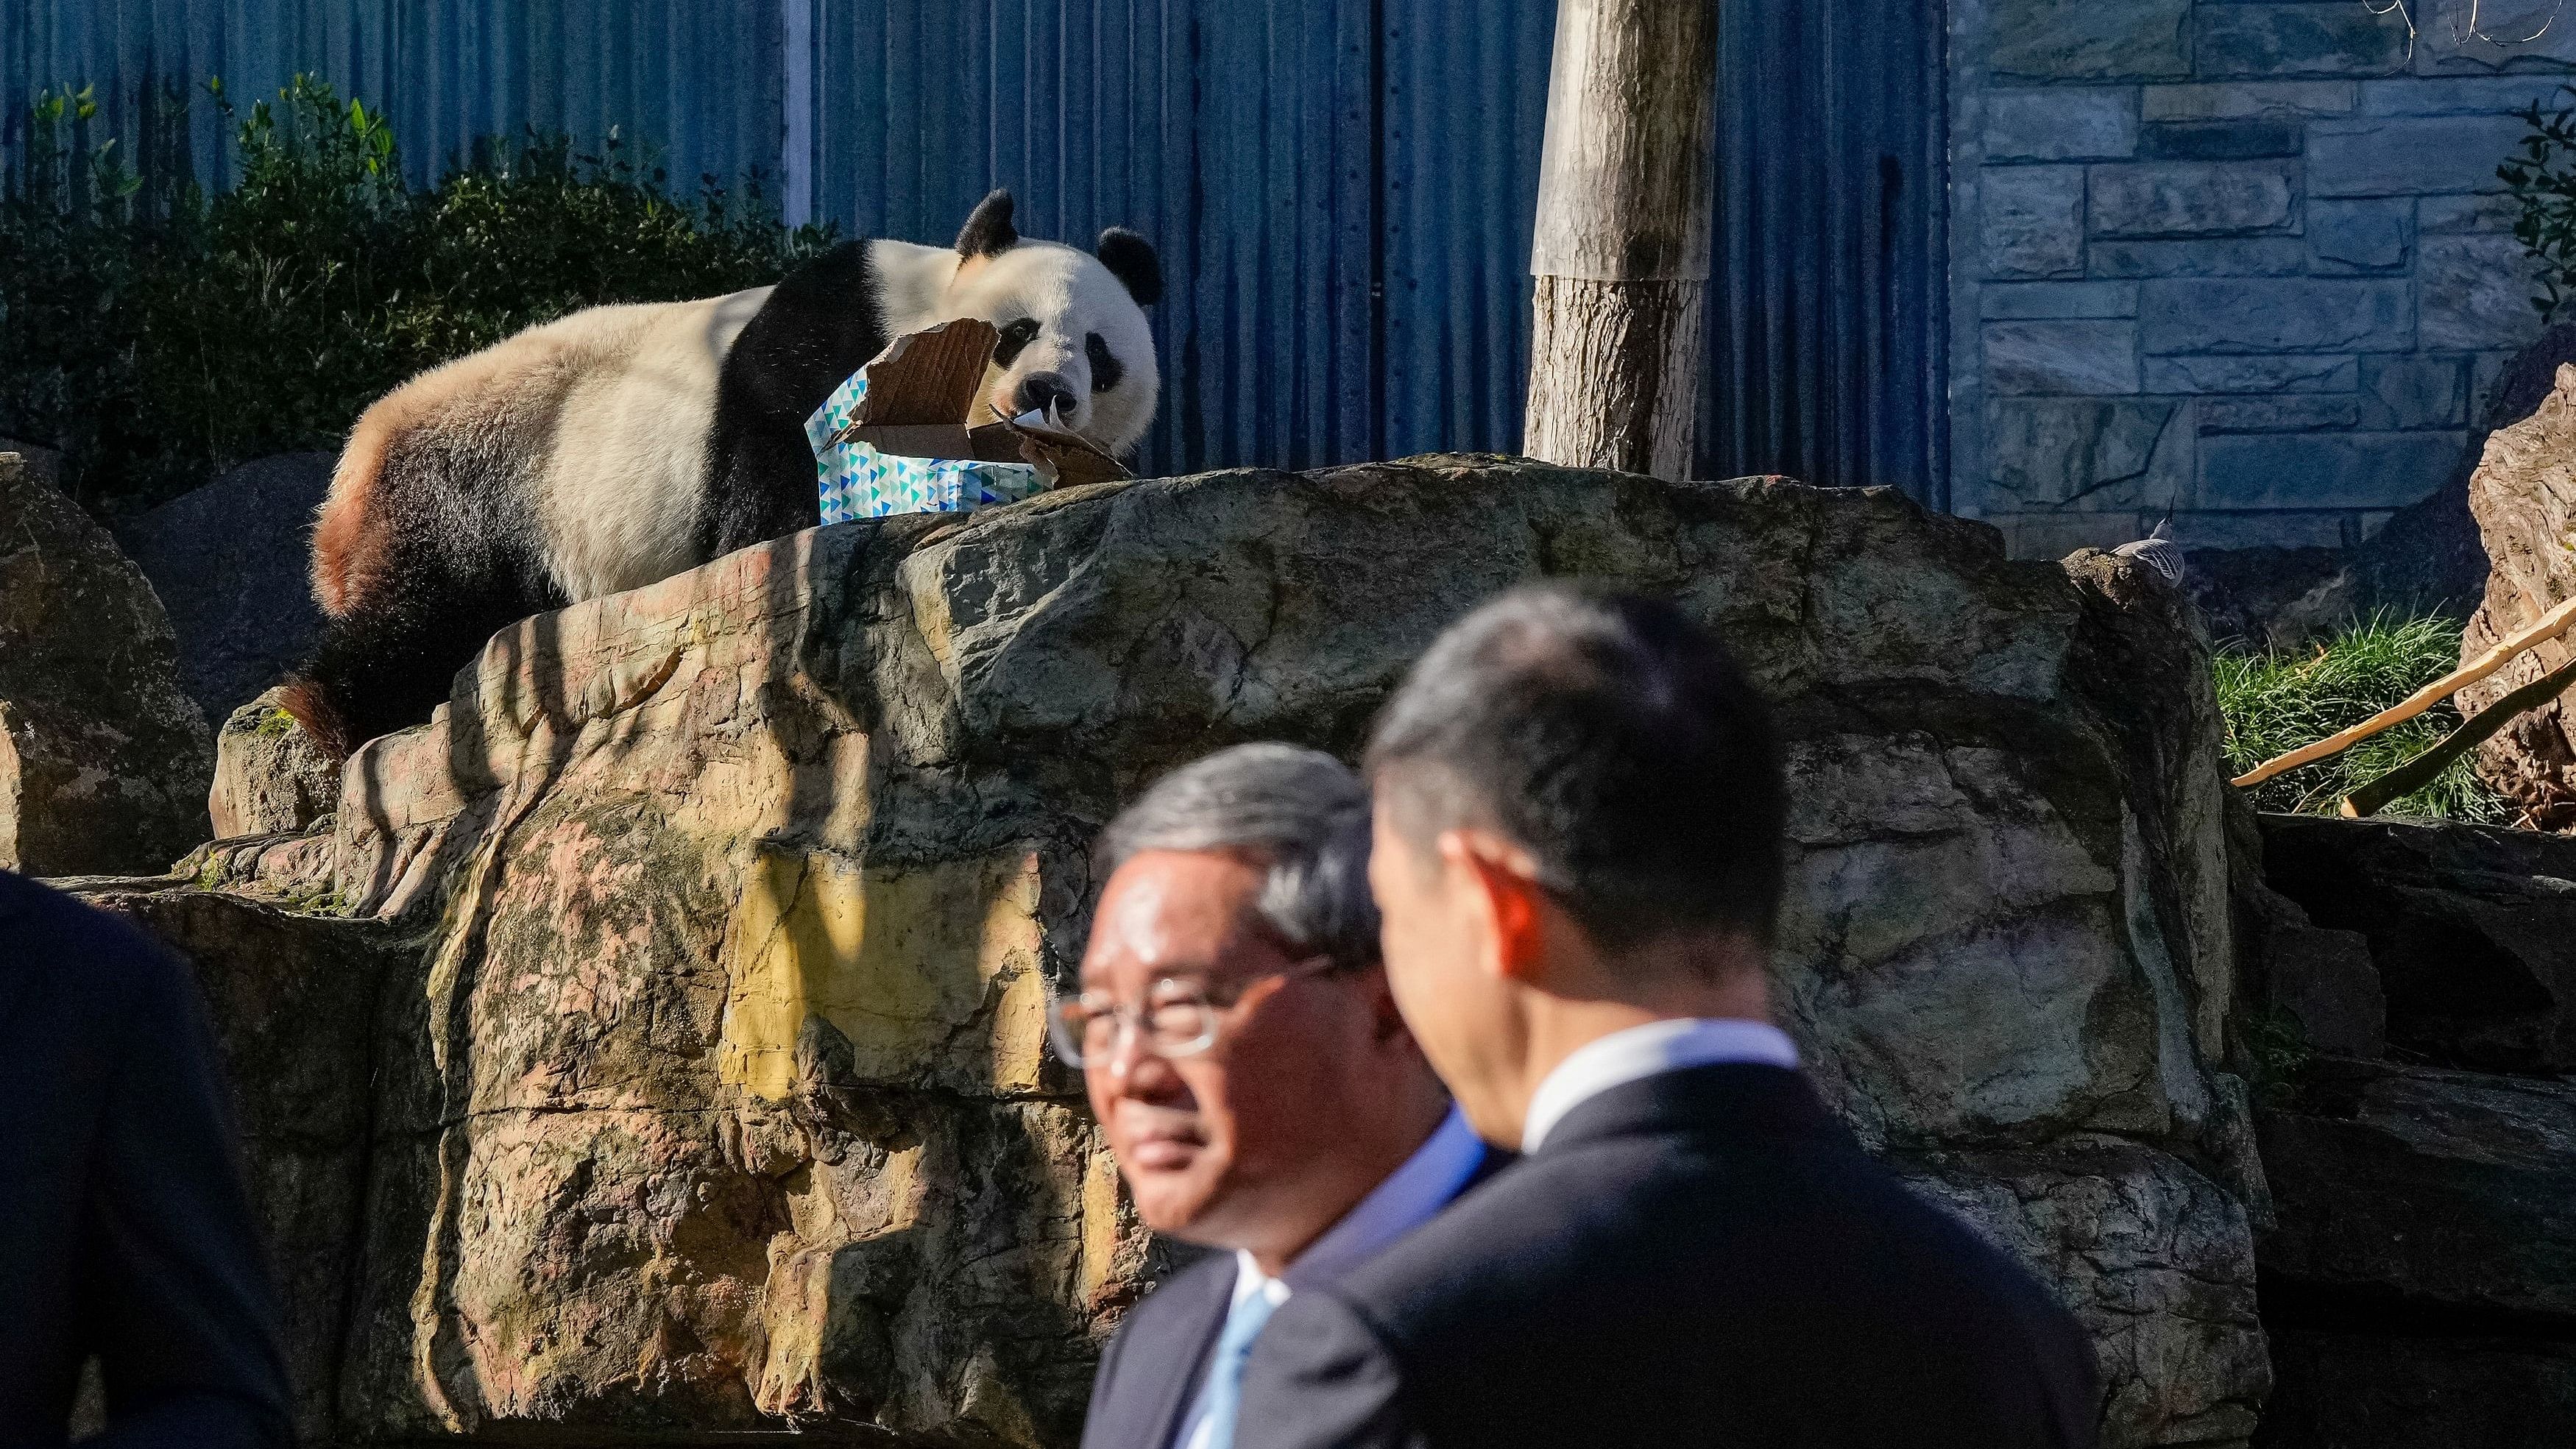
[1097,743,1380,971]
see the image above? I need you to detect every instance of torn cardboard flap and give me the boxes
[999,411,1129,488]
[842,317,993,434]
[827,317,1132,484]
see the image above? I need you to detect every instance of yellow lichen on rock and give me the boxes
[718,846,1050,1099]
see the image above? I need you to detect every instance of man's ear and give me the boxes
[1443,829,1549,983]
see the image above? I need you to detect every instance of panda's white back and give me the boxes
[536,286,771,600]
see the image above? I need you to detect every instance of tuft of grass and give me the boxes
[2239,1003,2318,1095]
[2214,611,2515,823]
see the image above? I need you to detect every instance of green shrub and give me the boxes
[2504,84,2576,323]
[0,75,835,514]
[2214,612,2513,823]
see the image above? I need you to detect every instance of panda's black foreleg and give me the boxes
[703,424,828,561]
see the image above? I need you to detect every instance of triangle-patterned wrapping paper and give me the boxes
[804,370,1045,524]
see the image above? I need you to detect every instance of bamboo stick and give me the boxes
[2233,592,2576,790]
[2340,651,2576,817]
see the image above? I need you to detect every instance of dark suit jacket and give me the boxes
[1083,1145,1510,1449]
[1233,1064,2100,1449]
[0,871,292,1448]
[1083,1250,1239,1449]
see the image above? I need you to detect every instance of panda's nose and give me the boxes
[1014,372,1078,422]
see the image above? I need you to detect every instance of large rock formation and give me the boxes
[0,450,214,874]
[2460,362,2576,824]
[114,452,334,727]
[2254,1059,2576,1449]
[85,459,2266,1446]
[2243,812,2576,1447]
[2260,815,2576,1074]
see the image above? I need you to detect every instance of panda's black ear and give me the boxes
[956,189,1019,258]
[1097,227,1162,307]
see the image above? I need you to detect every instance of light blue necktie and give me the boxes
[1180,1285,1285,1449]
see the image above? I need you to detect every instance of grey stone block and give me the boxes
[2137,120,2303,161]
[1981,280,2142,319]
[2140,279,2413,354]
[2360,76,2576,116]
[1987,397,2185,509]
[114,453,334,727]
[1986,319,2143,394]
[2259,1065,2576,1331]
[2419,191,2520,233]
[1988,0,2190,81]
[2410,4,2576,74]
[1982,510,2154,561]
[1984,89,2138,162]
[2169,508,2374,550]
[2420,233,2544,351]
[2308,115,2527,196]
[2199,431,2464,508]
[2307,198,2413,272]
[1982,166,2088,279]
[2364,355,2468,428]
[2195,4,2411,79]
[2089,237,2311,277]
[2141,81,2357,122]
[2199,396,2366,433]
[2145,354,2362,393]
[2088,160,2298,238]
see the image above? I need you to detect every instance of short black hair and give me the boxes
[1365,584,1786,955]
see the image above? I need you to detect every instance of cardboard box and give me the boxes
[803,318,1129,524]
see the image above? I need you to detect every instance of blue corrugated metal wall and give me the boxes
[1710,0,1949,508]
[2,0,1947,498]
[1,1,782,194]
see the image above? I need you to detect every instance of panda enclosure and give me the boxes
[2,0,1945,497]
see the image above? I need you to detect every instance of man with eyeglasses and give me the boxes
[1068,743,1499,1449]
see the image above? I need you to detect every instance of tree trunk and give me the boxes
[1521,0,1719,480]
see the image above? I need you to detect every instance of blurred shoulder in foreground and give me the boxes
[0,869,292,1448]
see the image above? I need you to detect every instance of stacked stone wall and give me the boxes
[1949,0,2575,557]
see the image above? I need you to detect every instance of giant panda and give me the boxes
[285,189,1161,757]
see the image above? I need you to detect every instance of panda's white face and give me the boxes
[944,241,1160,457]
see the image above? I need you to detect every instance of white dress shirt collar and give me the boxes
[1520,1017,1800,1152]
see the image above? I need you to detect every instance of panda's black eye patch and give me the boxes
[1086,332,1123,393]
[994,317,1040,367]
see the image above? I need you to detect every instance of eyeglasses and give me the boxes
[1048,955,1341,1068]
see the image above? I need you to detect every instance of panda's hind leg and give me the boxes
[282,542,559,761]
